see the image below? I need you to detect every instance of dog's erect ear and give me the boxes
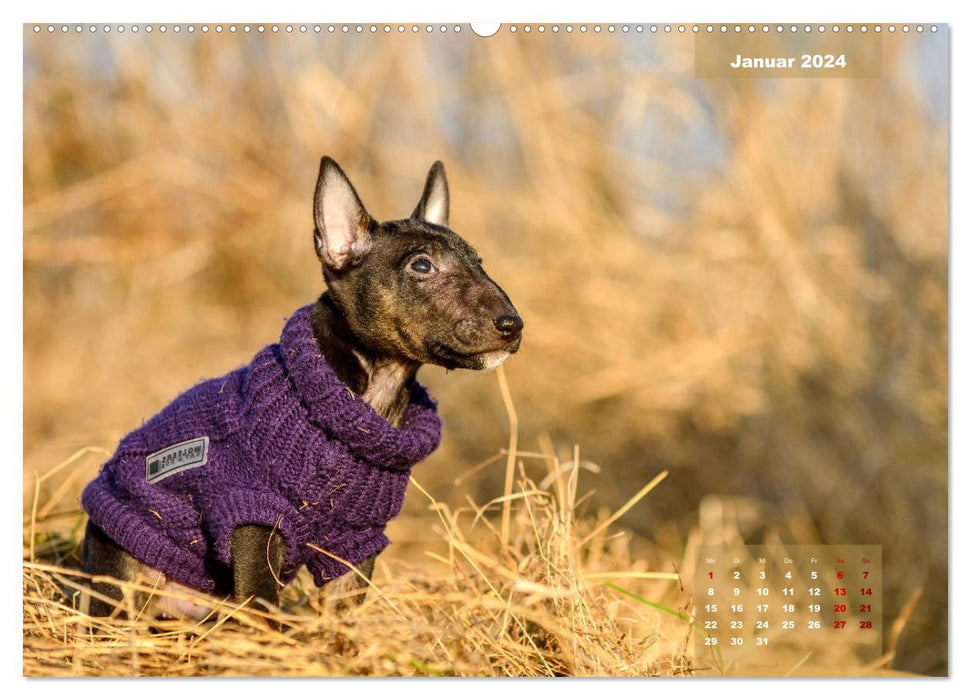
[411,161,449,228]
[313,157,373,270]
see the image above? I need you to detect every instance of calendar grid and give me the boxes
[694,545,882,676]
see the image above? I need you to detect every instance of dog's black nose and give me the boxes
[494,314,524,337]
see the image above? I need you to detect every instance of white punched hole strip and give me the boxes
[30,23,941,35]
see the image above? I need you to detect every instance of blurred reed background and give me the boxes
[23,25,948,674]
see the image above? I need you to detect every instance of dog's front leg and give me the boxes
[353,554,377,605]
[319,553,377,613]
[230,524,286,620]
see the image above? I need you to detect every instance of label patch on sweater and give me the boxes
[145,437,209,483]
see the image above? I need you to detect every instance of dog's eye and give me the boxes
[409,257,436,274]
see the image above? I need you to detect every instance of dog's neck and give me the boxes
[310,293,419,427]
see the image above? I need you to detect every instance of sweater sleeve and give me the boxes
[304,525,390,586]
[194,486,310,581]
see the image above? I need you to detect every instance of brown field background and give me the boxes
[23,26,948,676]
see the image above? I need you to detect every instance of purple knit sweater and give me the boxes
[81,304,442,592]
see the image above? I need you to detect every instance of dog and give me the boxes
[79,157,523,622]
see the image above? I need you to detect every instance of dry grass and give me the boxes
[23,28,948,674]
[22,370,900,678]
[24,370,693,677]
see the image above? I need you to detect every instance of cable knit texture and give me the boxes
[82,304,442,592]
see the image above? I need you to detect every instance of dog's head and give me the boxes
[312,157,523,371]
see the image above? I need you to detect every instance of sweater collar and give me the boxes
[277,304,442,469]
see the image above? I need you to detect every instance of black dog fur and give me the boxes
[80,157,523,621]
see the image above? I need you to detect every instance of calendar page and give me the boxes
[21,16,948,680]
[696,546,883,675]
